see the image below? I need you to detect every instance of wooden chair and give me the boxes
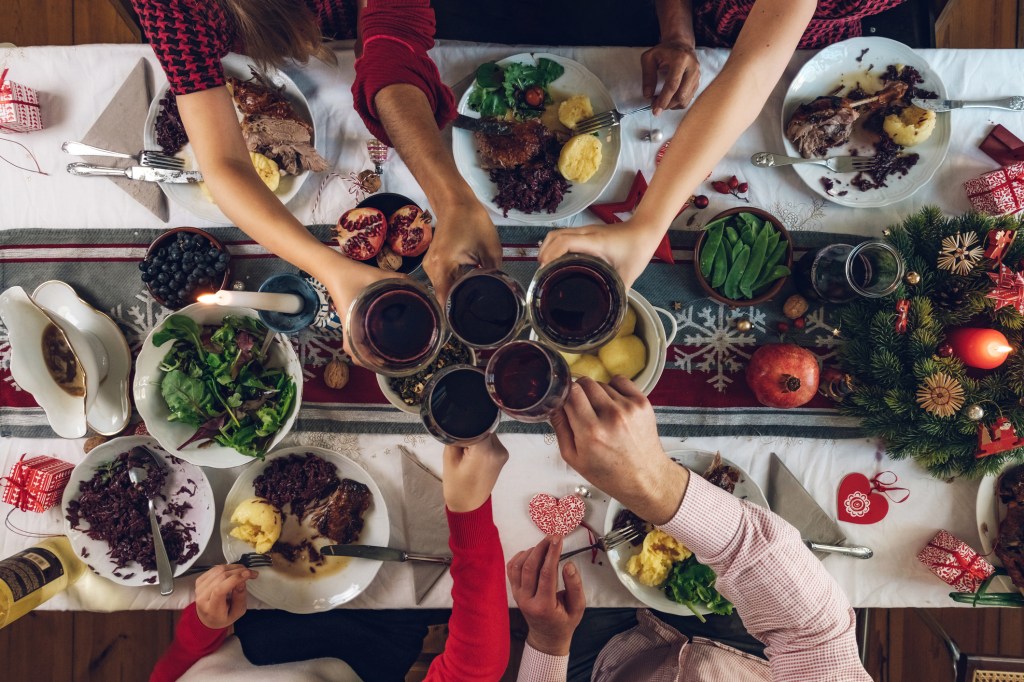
[916,609,1024,682]
[105,0,145,43]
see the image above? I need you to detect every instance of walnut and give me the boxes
[83,435,108,453]
[782,294,809,320]
[376,246,403,272]
[324,360,350,390]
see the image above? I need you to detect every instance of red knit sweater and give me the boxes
[150,498,510,682]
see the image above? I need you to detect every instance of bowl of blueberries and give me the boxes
[140,228,232,309]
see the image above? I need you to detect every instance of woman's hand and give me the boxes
[195,564,258,630]
[507,536,586,656]
[442,433,509,513]
[422,199,502,304]
[538,219,666,290]
[641,40,701,114]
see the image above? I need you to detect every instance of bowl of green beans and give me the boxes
[693,207,793,307]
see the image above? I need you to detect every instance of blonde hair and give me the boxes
[217,0,336,68]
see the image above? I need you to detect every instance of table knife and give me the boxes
[320,544,452,565]
[765,452,873,560]
[67,162,202,183]
[452,114,513,136]
[912,97,1024,113]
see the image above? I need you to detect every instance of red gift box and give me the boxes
[1,455,74,513]
[964,163,1024,217]
[0,69,42,133]
[916,530,995,593]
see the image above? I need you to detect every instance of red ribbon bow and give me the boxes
[869,471,910,504]
[0,454,45,512]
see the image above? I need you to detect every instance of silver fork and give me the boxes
[573,105,653,136]
[559,524,643,561]
[180,552,274,578]
[750,151,877,174]
[61,141,185,170]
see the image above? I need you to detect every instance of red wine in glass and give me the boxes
[446,270,525,349]
[485,340,570,423]
[528,254,626,352]
[345,279,444,376]
[421,365,500,444]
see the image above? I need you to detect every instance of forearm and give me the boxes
[655,0,696,46]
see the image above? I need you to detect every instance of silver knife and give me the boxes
[913,97,1024,113]
[319,544,452,565]
[765,452,872,560]
[67,162,203,183]
[452,114,514,136]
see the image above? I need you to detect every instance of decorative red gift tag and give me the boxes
[964,162,1024,217]
[528,493,585,536]
[1,454,74,513]
[917,530,995,592]
[837,471,909,524]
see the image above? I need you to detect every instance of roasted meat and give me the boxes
[475,120,547,169]
[786,96,860,158]
[307,478,372,545]
[228,76,312,134]
[996,465,1024,589]
[702,453,740,494]
[241,114,329,174]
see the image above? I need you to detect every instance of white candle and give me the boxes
[197,290,304,314]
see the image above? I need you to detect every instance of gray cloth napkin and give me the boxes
[81,58,168,221]
[399,448,450,604]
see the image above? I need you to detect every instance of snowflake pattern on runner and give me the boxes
[110,289,171,353]
[0,317,19,392]
[287,327,349,380]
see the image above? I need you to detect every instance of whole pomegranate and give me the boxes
[336,207,386,260]
[387,205,433,257]
[745,343,819,409]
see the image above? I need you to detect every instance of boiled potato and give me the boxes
[250,151,281,191]
[558,134,603,183]
[572,354,611,383]
[559,351,581,367]
[598,335,646,380]
[558,95,593,130]
[883,105,936,147]
[615,305,637,338]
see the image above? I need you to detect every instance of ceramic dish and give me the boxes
[133,303,303,468]
[142,227,232,310]
[220,446,390,613]
[780,37,950,208]
[605,450,767,616]
[62,436,215,587]
[452,53,621,224]
[976,461,1024,595]
[354,193,427,276]
[377,346,479,415]
[143,53,317,224]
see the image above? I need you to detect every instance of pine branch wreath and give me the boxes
[836,207,1024,479]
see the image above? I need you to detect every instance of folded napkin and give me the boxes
[399,448,449,604]
[81,58,168,221]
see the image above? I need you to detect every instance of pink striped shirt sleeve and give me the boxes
[517,644,568,682]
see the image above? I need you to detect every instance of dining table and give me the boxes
[0,39,1020,616]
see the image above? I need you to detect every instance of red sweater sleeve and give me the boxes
[425,497,511,681]
[351,0,457,147]
[150,602,229,682]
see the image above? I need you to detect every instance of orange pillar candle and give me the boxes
[945,328,1014,369]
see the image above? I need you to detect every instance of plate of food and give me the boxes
[453,53,621,223]
[144,53,328,224]
[133,303,302,468]
[780,37,949,208]
[604,450,767,617]
[220,446,390,613]
[976,461,1024,595]
[335,192,433,275]
[62,436,215,587]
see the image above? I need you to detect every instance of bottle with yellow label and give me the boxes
[0,535,86,629]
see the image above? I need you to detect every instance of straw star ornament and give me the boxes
[916,372,965,418]
[937,232,984,275]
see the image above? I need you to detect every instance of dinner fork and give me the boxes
[573,105,653,136]
[559,524,644,561]
[180,553,274,578]
[61,141,185,170]
[750,151,878,174]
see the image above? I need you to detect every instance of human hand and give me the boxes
[195,564,258,630]
[550,376,689,525]
[423,200,502,303]
[508,536,585,656]
[641,41,701,115]
[442,432,509,513]
[538,220,663,290]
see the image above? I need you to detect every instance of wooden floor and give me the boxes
[3,1,1024,681]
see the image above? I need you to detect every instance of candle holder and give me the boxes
[257,274,319,334]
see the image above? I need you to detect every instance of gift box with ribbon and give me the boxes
[964,163,1024,217]
[916,530,995,593]
[1,455,74,513]
[0,69,43,134]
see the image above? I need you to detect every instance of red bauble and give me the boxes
[937,343,954,358]
[746,344,820,408]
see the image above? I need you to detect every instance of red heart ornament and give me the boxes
[837,473,889,524]
[528,494,585,536]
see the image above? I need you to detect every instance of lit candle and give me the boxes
[197,290,304,314]
[945,327,1014,370]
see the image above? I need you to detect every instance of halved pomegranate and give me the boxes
[336,207,386,260]
[387,205,433,257]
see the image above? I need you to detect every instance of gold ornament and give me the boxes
[916,372,965,418]
[831,327,842,337]
[735,318,752,332]
[883,229,892,237]
[937,232,984,275]
[964,404,985,421]
[905,271,921,285]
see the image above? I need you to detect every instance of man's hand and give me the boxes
[642,40,701,114]
[538,219,664,291]
[550,376,689,525]
[195,564,258,630]
[423,200,502,303]
[508,536,585,656]
[442,433,509,513]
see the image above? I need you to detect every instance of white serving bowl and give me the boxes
[377,347,479,414]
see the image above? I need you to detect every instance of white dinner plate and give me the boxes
[220,446,390,613]
[142,53,318,224]
[976,460,1024,595]
[453,53,621,224]
[604,449,767,617]
[62,436,215,587]
[780,37,950,208]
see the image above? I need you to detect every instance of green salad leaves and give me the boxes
[154,314,296,458]
[663,556,734,621]
[467,58,565,119]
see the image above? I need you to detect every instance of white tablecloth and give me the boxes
[0,42,1020,611]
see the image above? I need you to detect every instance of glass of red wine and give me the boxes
[345,278,446,376]
[420,364,501,445]
[445,269,526,350]
[484,340,571,423]
[526,253,627,352]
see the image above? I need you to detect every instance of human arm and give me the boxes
[540,0,817,289]
[643,0,701,113]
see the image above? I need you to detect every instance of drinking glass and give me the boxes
[445,269,526,350]
[794,240,905,304]
[420,364,501,445]
[485,340,571,423]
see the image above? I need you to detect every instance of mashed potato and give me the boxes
[626,530,692,587]
[558,95,594,130]
[883,105,936,147]
[229,497,283,553]
[558,134,603,183]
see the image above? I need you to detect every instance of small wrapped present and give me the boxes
[1,455,74,513]
[0,69,42,133]
[964,163,1024,217]
[917,530,995,593]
